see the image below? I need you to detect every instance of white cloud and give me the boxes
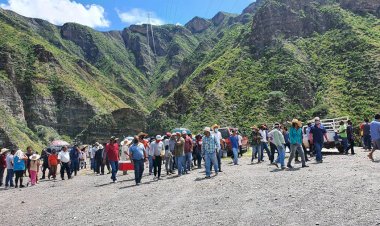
[117,8,164,26]
[0,0,110,28]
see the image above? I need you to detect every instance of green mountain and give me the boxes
[0,0,379,149]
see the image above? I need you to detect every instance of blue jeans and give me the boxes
[341,138,348,153]
[275,145,285,167]
[205,152,218,177]
[314,142,323,162]
[251,145,261,162]
[148,156,154,174]
[109,161,119,181]
[260,142,271,161]
[5,169,14,187]
[90,158,95,171]
[185,152,192,172]
[70,159,79,175]
[363,135,371,150]
[133,159,144,184]
[232,148,238,165]
[175,156,184,175]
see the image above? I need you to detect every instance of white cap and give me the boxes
[204,127,211,132]
[156,135,163,140]
[314,117,320,121]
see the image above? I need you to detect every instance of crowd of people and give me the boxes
[0,114,379,188]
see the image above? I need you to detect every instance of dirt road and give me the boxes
[1,148,379,226]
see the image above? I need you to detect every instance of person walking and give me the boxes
[287,119,308,169]
[14,150,28,188]
[270,123,286,169]
[105,136,120,183]
[346,120,355,155]
[282,127,291,153]
[361,119,371,151]
[250,126,262,163]
[40,148,50,180]
[90,144,97,172]
[368,114,380,161]
[0,148,8,187]
[230,130,239,165]
[151,135,165,180]
[183,131,193,174]
[211,124,223,172]
[202,127,219,178]
[129,136,147,186]
[25,146,33,177]
[58,146,71,180]
[174,132,185,176]
[5,149,15,189]
[338,121,349,154]
[309,117,329,163]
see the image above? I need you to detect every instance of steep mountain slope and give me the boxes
[0,0,379,149]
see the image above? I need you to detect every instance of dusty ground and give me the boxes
[1,148,379,226]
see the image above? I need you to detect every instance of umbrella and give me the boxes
[171,128,192,135]
[50,140,70,147]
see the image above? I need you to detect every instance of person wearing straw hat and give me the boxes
[29,154,41,186]
[0,148,9,187]
[202,127,219,178]
[287,119,308,169]
[5,149,15,189]
[121,139,132,175]
[151,135,165,180]
[211,124,223,172]
[249,126,262,163]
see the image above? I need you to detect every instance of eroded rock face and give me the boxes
[0,81,25,121]
[185,17,212,33]
[339,0,380,17]
[33,44,58,64]
[251,0,341,50]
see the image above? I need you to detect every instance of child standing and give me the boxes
[48,150,58,180]
[29,154,40,186]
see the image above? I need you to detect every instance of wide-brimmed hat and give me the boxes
[0,148,9,154]
[250,125,258,130]
[156,135,163,140]
[204,127,211,132]
[95,142,100,146]
[110,136,119,141]
[211,124,220,129]
[29,154,40,160]
[137,132,148,138]
[121,139,132,146]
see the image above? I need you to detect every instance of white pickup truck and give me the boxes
[302,117,349,153]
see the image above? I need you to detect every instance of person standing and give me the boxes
[58,146,71,180]
[70,145,80,176]
[368,114,380,161]
[250,126,262,163]
[48,150,58,180]
[183,131,193,174]
[193,135,203,169]
[95,144,105,175]
[338,121,349,154]
[14,150,28,188]
[174,132,185,176]
[362,119,371,151]
[29,154,40,186]
[129,136,147,185]
[282,127,291,153]
[269,123,286,169]
[237,131,243,158]
[202,127,219,178]
[167,134,176,173]
[105,136,120,183]
[90,144,97,172]
[25,146,33,177]
[211,124,223,172]
[309,117,329,163]
[151,135,165,180]
[259,125,271,162]
[0,148,8,187]
[229,130,239,165]
[5,149,15,189]
[40,148,50,180]
[287,119,308,168]
[346,120,355,155]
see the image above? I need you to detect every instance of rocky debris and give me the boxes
[339,0,380,17]
[185,17,212,33]
[33,44,58,64]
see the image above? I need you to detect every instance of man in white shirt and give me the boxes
[150,135,165,180]
[211,124,223,172]
[259,125,271,162]
[58,146,71,180]
[90,144,97,172]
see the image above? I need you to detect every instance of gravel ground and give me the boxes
[1,148,379,226]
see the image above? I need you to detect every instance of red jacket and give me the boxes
[105,143,119,161]
[0,154,6,168]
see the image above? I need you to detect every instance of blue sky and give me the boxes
[0,0,255,31]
